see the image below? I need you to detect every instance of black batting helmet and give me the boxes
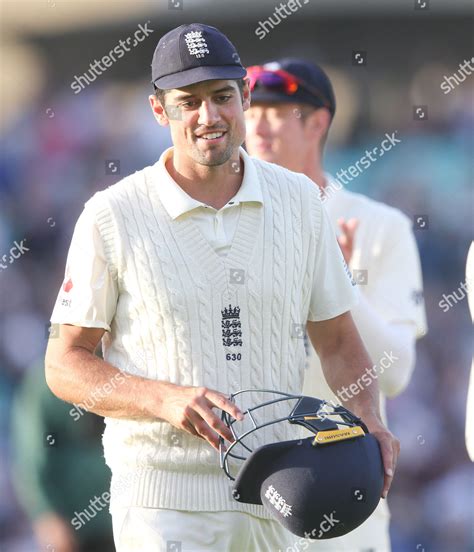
[219,390,384,539]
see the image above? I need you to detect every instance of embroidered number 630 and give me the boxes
[226,353,242,361]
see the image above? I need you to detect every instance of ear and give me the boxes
[305,108,331,141]
[242,78,251,112]
[148,94,170,127]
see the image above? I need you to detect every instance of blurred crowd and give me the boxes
[0,63,472,551]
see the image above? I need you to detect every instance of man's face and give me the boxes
[158,79,249,168]
[244,103,312,172]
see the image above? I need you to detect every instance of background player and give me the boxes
[245,58,427,551]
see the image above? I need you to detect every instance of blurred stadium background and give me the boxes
[0,0,473,551]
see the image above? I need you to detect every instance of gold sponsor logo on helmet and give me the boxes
[312,425,365,446]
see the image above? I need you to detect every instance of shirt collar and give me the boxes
[155,146,263,220]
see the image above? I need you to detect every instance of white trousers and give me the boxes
[110,505,391,552]
[110,506,297,552]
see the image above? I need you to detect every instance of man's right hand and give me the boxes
[46,324,244,446]
[157,383,244,451]
[336,217,359,264]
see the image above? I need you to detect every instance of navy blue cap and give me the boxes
[250,58,336,117]
[151,23,246,90]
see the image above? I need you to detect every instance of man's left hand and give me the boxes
[361,411,400,499]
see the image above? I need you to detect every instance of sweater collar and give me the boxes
[155,146,263,220]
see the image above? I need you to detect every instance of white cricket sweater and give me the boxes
[56,149,356,516]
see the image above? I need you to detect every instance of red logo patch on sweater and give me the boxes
[63,278,73,293]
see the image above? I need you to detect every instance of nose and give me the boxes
[197,100,221,127]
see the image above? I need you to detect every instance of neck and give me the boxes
[301,151,327,192]
[167,149,244,210]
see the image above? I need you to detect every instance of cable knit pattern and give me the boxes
[256,164,290,446]
[139,172,193,388]
[246,273,265,395]
[89,155,326,516]
[286,168,307,392]
[263,164,286,393]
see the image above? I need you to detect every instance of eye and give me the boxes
[216,95,232,103]
[180,100,199,109]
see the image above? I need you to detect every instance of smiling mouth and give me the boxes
[196,131,227,141]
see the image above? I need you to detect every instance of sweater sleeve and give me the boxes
[49,193,119,331]
[306,184,358,321]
